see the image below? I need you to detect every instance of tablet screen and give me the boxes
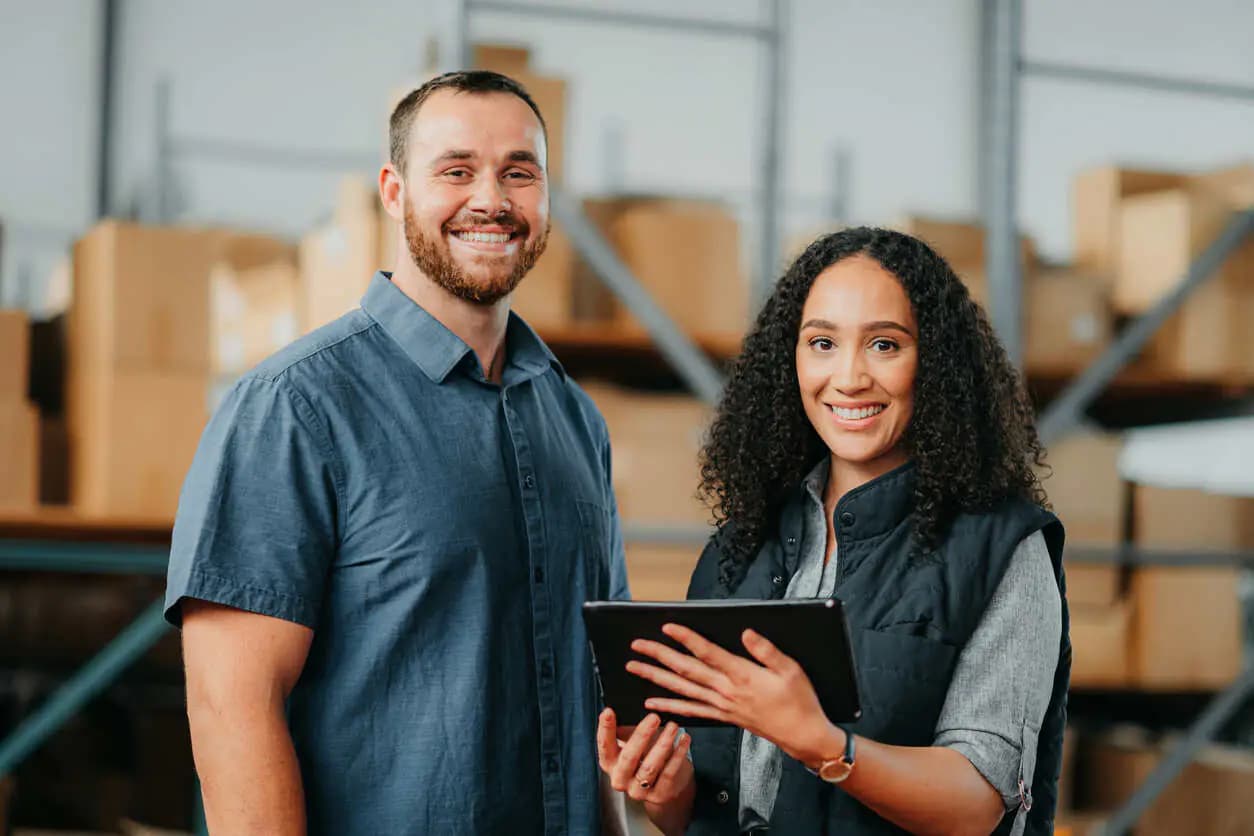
[582,599,861,728]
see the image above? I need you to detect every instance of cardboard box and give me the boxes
[511,222,576,331]
[583,382,712,526]
[1024,268,1112,376]
[66,368,208,520]
[472,43,532,77]
[1069,600,1131,689]
[1072,166,1185,280]
[0,309,30,401]
[895,216,1036,308]
[625,545,703,601]
[1118,187,1254,380]
[71,221,227,375]
[301,179,396,332]
[1195,161,1254,209]
[1077,730,1254,836]
[1128,566,1242,690]
[0,399,38,510]
[211,247,300,375]
[578,198,748,338]
[1039,431,1125,607]
[1133,484,1254,550]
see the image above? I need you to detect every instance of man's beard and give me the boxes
[404,200,548,306]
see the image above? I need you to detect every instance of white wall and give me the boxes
[0,0,100,310]
[2,0,1253,310]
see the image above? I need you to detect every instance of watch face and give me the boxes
[819,758,853,783]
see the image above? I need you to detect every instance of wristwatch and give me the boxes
[816,728,856,784]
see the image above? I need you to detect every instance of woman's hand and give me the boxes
[627,624,843,769]
[596,708,695,836]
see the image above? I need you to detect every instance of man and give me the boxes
[165,71,630,835]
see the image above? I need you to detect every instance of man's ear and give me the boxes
[379,163,405,221]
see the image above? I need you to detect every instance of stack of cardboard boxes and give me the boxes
[0,309,38,511]
[1057,726,1254,834]
[1077,162,1254,382]
[895,217,1111,377]
[67,221,293,521]
[1042,432,1248,693]
[581,381,712,601]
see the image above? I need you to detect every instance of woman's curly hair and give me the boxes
[699,226,1047,583]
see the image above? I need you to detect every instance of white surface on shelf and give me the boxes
[1119,417,1254,497]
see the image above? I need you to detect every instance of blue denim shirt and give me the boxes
[165,273,629,835]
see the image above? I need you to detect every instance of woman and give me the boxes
[596,227,1069,836]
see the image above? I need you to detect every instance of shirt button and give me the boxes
[772,575,784,586]
[786,536,797,546]
[534,567,544,583]
[546,757,559,774]
[840,511,856,527]
[524,474,535,489]
[716,789,730,805]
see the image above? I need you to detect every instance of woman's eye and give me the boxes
[870,338,899,353]
[809,337,834,351]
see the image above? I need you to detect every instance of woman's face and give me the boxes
[795,254,919,478]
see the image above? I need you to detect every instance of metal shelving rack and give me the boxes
[982,3,1254,832]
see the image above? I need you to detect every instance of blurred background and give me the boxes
[0,1,1252,834]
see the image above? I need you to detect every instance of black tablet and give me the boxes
[582,598,861,728]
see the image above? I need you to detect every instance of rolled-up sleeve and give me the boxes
[932,530,1061,834]
[164,375,342,628]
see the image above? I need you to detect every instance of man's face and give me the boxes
[400,89,549,306]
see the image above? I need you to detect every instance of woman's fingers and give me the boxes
[661,623,744,675]
[627,721,680,800]
[630,638,729,691]
[644,696,728,723]
[626,660,732,712]
[596,708,621,773]
[654,729,692,789]
[741,628,799,675]
[609,712,662,791]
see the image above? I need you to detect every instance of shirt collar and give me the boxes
[361,272,564,384]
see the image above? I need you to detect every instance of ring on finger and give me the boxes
[637,769,654,789]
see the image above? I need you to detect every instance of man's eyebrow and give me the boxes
[506,150,541,166]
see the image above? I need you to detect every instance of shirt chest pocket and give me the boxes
[850,627,958,746]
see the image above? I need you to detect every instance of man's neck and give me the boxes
[390,258,510,384]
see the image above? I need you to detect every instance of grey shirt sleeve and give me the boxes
[932,529,1061,835]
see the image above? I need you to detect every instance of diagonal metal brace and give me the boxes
[1038,208,1254,445]
[550,188,726,405]
[1100,664,1254,836]
[0,599,171,777]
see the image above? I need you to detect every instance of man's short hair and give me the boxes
[389,70,548,177]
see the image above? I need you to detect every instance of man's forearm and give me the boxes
[189,698,307,835]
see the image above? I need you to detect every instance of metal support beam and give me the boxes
[757,0,786,301]
[550,188,725,404]
[1022,60,1254,103]
[984,0,1023,366]
[0,540,169,574]
[1038,209,1254,444]
[467,1,773,40]
[154,77,173,223]
[1101,665,1254,836]
[0,600,171,777]
[96,0,119,218]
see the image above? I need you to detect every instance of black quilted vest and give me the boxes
[684,462,1070,835]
